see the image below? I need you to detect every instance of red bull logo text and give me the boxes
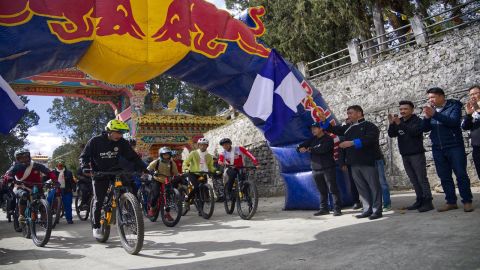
[0,0,145,43]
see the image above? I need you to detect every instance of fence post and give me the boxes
[347,39,361,64]
[296,61,308,77]
[410,15,428,45]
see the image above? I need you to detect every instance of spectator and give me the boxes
[422,87,473,212]
[388,100,433,212]
[298,122,342,216]
[375,149,391,211]
[321,105,383,220]
[462,85,480,180]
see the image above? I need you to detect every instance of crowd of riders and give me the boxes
[0,118,259,240]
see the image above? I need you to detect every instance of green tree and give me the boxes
[48,98,115,144]
[50,143,83,173]
[0,97,39,173]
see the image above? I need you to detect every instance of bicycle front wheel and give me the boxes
[160,188,182,227]
[199,184,215,219]
[13,204,22,232]
[236,180,259,220]
[75,190,90,221]
[223,183,236,214]
[117,192,144,255]
[30,199,52,247]
[51,196,62,228]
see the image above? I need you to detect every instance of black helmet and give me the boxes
[219,138,232,146]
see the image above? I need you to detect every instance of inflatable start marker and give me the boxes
[0,0,352,209]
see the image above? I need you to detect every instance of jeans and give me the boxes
[432,146,473,204]
[376,159,391,207]
[47,188,73,221]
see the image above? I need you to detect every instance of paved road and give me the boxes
[0,189,479,270]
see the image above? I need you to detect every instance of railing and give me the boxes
[304,0,480,79]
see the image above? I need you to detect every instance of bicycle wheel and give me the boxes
[117,192,144,255]
[91,197,110,243]
[75,190,90,221]
[178,186,190,216]
[199,184,215,219]
[13,204,22,232]
[223,183,236,214]
[31,199,52,247]
[236,180,259,220]
[51,196,62,228]
[160,188,182,227]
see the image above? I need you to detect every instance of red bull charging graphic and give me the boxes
[0,0,349,210]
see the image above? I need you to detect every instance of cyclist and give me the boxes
[80,119,148,239]
[182,138,217,216]
[218,138,259,200]
[146,147,179,221]
[76,166,92,211]
[47,159,75,224]
[3,148,56,222]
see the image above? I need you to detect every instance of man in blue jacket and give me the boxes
[422,87,473,212]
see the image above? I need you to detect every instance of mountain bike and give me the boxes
[14,180,53,247]
[1,181,15,223]
[45,180,63,228]
[178,172,216,219]
[137,173,182,227]
[88,170,144,255]
[223,166,259,220]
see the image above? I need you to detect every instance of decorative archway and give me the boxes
[0,0,351,210]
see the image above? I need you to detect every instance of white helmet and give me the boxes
[197,138,209,145]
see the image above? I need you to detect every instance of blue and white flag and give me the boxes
[0,75,26,134]
[243,50,307,141]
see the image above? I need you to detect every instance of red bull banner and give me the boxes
[0,0,351,210]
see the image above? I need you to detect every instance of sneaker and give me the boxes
[93,228,103,238]
[406,200,422,210]
[333,209,342,216]
[67,220,74,224]
[383,204,392,211]
[164,212,174,222]
[148,206,157,217]
[352,202,363,210]
[368,213,383,220]
[437,203,458,212]
[464,202,474,212]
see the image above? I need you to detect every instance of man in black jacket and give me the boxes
[462,85,480,182]
[80,119,147,239]
[388,100,433,212]
[298,122,342,216]
[320,105,382,219]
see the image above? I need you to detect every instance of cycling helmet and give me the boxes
[219,138,232,146]
[197,138,209,145]
[105,119,129,133]
[14,148,30,160]
[159,147,172,155]
[311,122,322,128]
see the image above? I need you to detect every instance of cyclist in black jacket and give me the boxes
[298,122,342,216]
[79,119,147,238]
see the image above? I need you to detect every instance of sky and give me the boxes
[24,0,227,157]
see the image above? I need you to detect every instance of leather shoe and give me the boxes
[352,202,363,210]
[368,213,383,220]
[464,203,474,212]
[417,200,434,212]
[314,209,330,216]
[355,212,372,219]
[437,203,458,212]
[333,209,342,216]
[406,199,422,210]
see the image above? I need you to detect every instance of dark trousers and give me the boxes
[351,165,382,215]
[78,180,93,206]
[225,168,240,195]
[472,146,480,179]
[347,166,360,203]
[402,153,432,200]
[150,180,164,207]
[432,146,473,204]
[92,178,111,229]
[312,167,341,210]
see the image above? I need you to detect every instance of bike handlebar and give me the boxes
[91,171,143,177]
[223,165,258,169]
